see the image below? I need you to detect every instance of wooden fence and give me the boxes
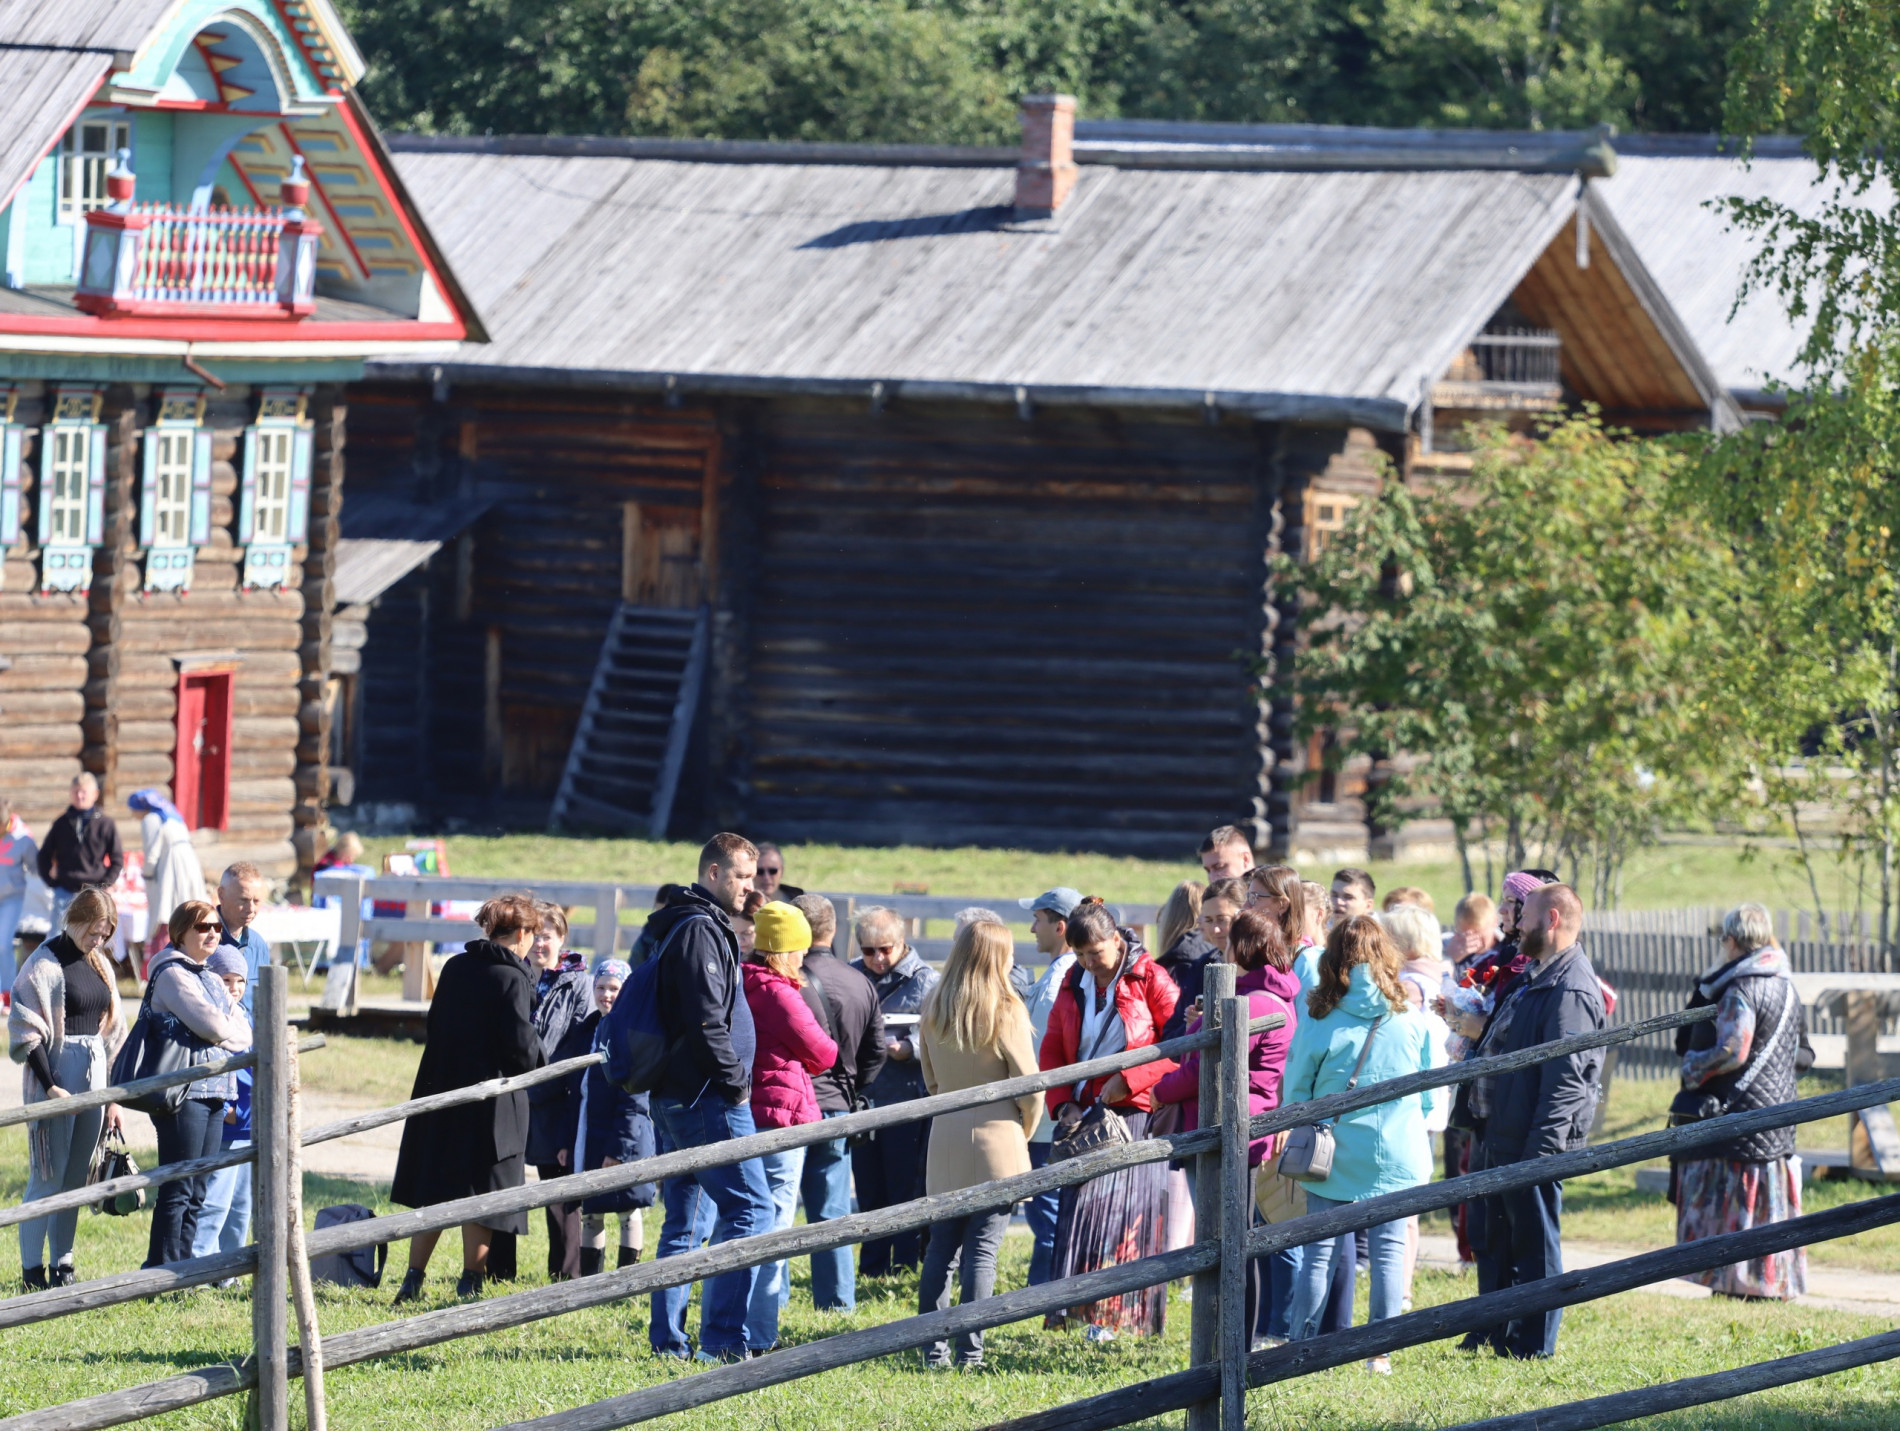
[6,963,1900,1430]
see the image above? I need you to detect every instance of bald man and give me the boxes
[1465,882,1605,1361]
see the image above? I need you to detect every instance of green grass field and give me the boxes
[0,1166,1896,1431]
[346,832,1876,922]
[5,1047,1896,1430]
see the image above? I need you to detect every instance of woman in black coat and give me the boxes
[391,893,546,1302]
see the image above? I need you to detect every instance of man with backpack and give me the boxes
[643,832,775,1363]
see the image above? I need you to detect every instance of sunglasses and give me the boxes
[195,922,224,934]
[859,944,898,957]
[758,867,782,877]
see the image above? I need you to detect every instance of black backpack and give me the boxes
[309,1204,387,1289]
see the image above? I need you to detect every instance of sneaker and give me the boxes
[1401,1297,1413,1314]
[695,1348,750,1365]
[1365,1356,1393,1375]
[1083,1324,1117,1345]
[1251,1336,1287,1354]
[50,1266,76,1288]
[391,1268,427,1306]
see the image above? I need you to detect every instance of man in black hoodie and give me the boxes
[790,893,885,1311]
[645,832,774,1364]
[37,774,122,930]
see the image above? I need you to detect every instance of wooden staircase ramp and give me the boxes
[548,603,709,836]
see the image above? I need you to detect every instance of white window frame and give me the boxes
[251,426,294,543]
[149,428,195,547]
[45,425,92,546]
[59,118,132,224]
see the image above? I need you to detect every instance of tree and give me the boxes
[1281,416,1745,906]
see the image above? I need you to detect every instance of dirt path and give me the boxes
[1417,1232,1900,1318]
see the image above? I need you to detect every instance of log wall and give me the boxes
[1,379,330,880]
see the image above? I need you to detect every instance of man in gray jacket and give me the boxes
[1017,887,1080,1283]
[1469,883,1605,1359]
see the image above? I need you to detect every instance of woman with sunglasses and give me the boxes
[142,898,251,1268]
[10,886,125,1289]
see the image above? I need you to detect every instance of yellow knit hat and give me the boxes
[752,901,813,955]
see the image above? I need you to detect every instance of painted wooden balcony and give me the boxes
[74,155,323,320]
[1431,326,1565,412]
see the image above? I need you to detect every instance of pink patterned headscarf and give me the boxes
[1502,871,1548,905]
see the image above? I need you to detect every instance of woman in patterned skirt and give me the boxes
[1671,903,1809,1300]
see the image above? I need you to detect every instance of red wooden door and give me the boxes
[173,671,233,830]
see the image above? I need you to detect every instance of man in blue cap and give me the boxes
[1015,886,1081,1284]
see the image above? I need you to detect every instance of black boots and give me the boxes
[392,1268,426,1305]
[578,1247,604,1278]
[455,1269,485,1299]
[618,1245,641,1270]
[20,1266,48,1293]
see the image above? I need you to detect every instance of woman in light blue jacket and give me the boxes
[1279,915,1436,1371]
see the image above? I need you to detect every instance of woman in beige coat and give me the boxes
[916,918,1041,1368]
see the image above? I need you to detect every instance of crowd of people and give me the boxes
[4,809,1812,1371]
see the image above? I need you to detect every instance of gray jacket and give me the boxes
[853,949,938,1104]
[1477,942,1607,1162]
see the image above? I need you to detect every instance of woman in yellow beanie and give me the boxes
[742,901,839,1352]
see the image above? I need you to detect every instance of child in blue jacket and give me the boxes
[574,961,657,1273]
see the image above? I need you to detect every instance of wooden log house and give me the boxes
[0,1,479,877]
[336,105,1738,860]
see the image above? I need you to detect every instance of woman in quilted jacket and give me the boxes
[741,901,838,1353]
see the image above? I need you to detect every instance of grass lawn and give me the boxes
[4,1050,1899,1431]
[345,833,1875,920]
[0,1166,1896,1431]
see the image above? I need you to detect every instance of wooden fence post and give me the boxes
[1188,962,1236,1431]
[250,965,289,1431]
[400,897,429,1002]
[593,885,620,962]
[1218,993,1250,1431]
[285,1036,327,1431]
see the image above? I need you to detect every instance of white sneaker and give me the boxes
[1084,1324,1117,1345]
[1365,1356,1392,1375]
[1251,1336,1287,1353]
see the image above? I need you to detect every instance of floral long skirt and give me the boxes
[1675,1156,1807,1300]
[1049,1112,1170,1335]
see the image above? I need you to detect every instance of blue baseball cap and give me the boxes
[1018,887,1084,919]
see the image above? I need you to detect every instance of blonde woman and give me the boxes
[916,919,1042,1369]
[9,886,125,1289]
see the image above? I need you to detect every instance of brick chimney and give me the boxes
[1015,94,1078,217]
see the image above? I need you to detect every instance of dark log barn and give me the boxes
[337,109,1741,859]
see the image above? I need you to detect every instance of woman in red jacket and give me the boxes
[741,902,838,1354]
[1038,898,1179,1341]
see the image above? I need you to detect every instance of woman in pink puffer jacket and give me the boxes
[740,902,838,1352]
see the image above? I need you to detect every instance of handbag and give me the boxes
[109,968,213,1117]
[1668,980,1797,1128]
[1253,1134,1305,1224]
[88,1128,145,1217]
[1050,1102,1133,1163]
[1279,1016,1384,1184]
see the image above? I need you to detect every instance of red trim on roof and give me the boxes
[332,100,470,332]
[0,313,467,341]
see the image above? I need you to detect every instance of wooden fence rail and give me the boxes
[6,968,1896,1431]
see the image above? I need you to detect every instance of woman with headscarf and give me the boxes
[1039,898,1179,1342]
[1671,903,1809,1300]
[126,789,205,964]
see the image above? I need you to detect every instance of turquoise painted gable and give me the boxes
[114,0,334,110]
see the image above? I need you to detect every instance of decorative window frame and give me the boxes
[38,388,106,593]
[58,116,133,226]
[239,388,312,591]
[140,387,214,593]
[0,388,24,558]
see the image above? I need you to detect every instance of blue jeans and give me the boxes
[49,888,75,935]
[1025,1141,1061,1286]
[0,893,23,991]
[1288,1192,1407,1340]
[649,1093,773,1358]
[799,1112,855,1310]
[191,1138,253,1259]
[746,1145,806,1351]
[145,1098,226,1268]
